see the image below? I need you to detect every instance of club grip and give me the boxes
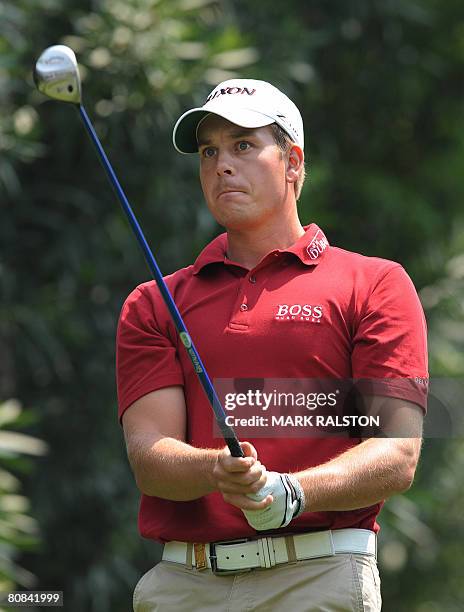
[218,419,244,457]
[227,437,245,458]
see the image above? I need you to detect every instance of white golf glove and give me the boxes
[243,471,306,531]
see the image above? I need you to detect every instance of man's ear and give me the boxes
[286,145,304,185]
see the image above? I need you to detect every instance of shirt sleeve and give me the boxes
[116,284,184,423]
[352,264,429,411]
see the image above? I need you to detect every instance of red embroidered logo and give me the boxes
[306,230,328,260]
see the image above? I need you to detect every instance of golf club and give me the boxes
[34,44,244,458]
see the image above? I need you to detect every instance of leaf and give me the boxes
[0,432,48,457]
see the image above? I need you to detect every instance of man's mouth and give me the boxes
[217,189,246,199]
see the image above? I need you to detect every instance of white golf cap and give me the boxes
[172,78,304,153]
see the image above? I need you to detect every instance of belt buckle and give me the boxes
[209,538,251,575]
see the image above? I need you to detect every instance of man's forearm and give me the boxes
[295,438,422,512]
[129,435,218,501]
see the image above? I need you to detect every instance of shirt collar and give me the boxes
[286,224,330,266]
[192,224,329,274]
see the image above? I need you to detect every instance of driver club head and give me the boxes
[34,45,82,104]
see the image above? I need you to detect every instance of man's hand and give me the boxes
[243,471,305,530]
[212,442,273,511]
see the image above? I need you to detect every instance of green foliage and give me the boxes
[0,400,47,592]
[1,0,464,610]
[379,438,464,611]
[420,224,464,375]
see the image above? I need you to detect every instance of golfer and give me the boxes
[117,79,428,611]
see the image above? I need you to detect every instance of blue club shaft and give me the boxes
[77,104,243,458]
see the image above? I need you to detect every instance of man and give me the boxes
[117,79,428,611]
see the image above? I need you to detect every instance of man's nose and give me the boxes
[216,151,235,176]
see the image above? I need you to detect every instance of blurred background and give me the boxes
[1,0,464,610]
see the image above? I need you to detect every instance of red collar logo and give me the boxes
[306,230,328,260]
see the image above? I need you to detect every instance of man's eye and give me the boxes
[202,147,216,158]
[238,141,250,151]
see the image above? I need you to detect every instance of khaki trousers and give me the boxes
[133,553,382,611]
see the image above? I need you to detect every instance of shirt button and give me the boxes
[249,275,256,283]
[240,303,248,311]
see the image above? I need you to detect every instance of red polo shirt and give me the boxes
[116,224,428,543]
